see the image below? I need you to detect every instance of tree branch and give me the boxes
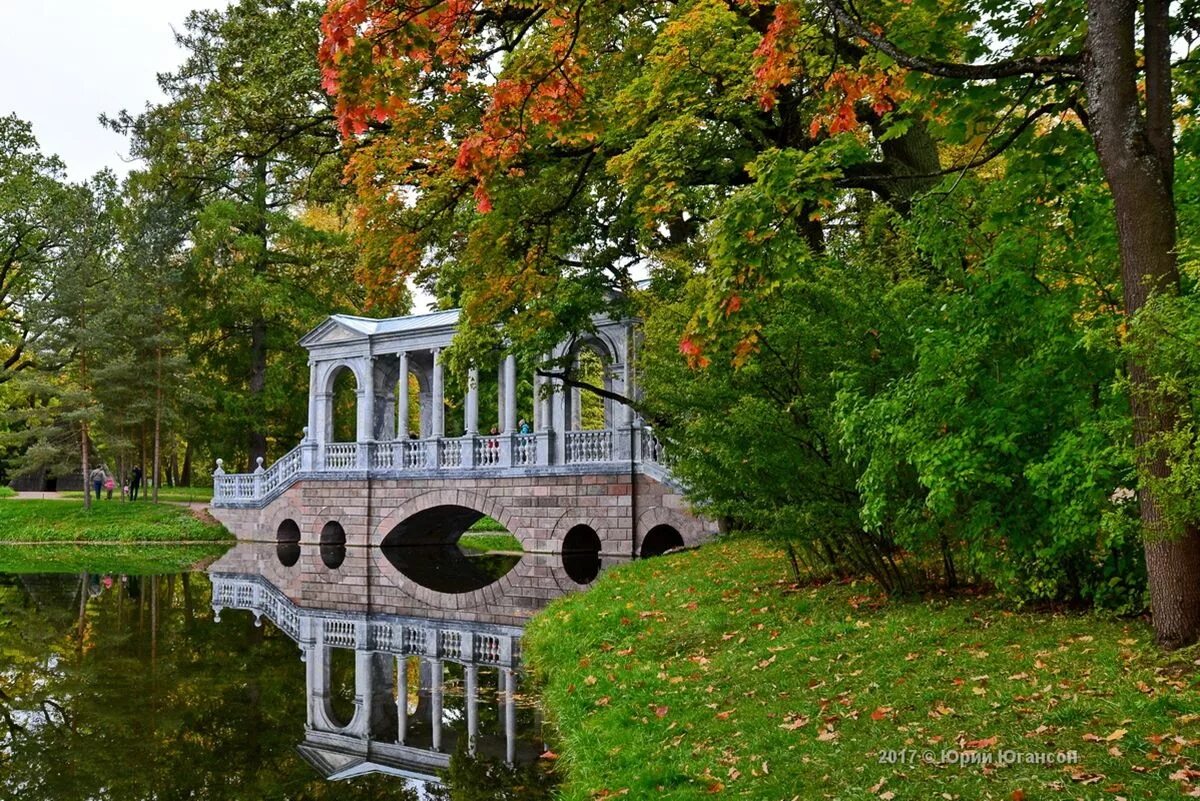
[819,0,1083,79]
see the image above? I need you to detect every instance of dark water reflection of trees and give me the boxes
[0,571,554,800]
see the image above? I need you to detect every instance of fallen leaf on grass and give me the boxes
[871,706,892,721]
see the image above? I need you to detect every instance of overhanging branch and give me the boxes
[819,0,1083,80]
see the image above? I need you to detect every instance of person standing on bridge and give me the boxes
[518,418,530,434]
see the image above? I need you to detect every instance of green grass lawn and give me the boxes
[61,485,214,503]
[0,486,15,499]
[0,498,231,543]
[0,542,230,574]
[468,514,509,532]
[458,532,524,553]
[524,537,1200,800]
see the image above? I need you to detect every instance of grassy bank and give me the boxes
[0,499,230,543]
[458,532,524,553]
[524,537,1200,800]
[0,543,229,574]
[61,485,213,503]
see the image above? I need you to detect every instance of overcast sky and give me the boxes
[0,1,224,181]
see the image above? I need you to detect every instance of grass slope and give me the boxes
[0,499,231,543]
[524,537,1200,800]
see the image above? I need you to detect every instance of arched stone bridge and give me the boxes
[210,308,711,557]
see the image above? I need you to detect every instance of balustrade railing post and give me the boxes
[300,439,317,473]
[498,433,514,468]
[427,437,441,469]
[356,441,371,471]
[461,434,477,468]
[613,424,634,461]
[534,430,553,465]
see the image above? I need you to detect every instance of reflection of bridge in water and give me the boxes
[210,308,713,559]
[208,542,593,786]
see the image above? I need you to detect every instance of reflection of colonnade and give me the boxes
[210,573,537,782]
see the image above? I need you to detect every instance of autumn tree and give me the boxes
[317,0,942,373]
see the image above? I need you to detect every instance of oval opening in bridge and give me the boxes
[562,524,602,585]
[641,524,684,558]
[276,519,302,566]
[276,518,301,543]
[321,521,347,569]
[380,505,521,594]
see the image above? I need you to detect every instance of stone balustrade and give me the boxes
[212,425,670,507]
[210,573,522,667]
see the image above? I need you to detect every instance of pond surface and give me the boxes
[0,539,622,799]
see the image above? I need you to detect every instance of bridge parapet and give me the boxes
[213,426,670,507]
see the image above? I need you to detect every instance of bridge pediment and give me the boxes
[300,317,373,349]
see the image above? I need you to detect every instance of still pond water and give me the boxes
[0,540,612,800]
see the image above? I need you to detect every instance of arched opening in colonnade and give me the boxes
[328,365,359,443]
[561,336,622,433]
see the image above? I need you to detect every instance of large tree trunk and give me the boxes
[247,318,268,470]
[1086,0,1200,648]
[153,346,163,504]
[246,156,271,471]
[80,422,91,511]
[180,440,193,487]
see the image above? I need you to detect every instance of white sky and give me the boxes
[0,0,438,311]
[0,0,224,181]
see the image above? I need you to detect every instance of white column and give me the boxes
[622,325,635,425]
[431,659,444,752]
[503,668,517,764]
[503,354,517,433]
[496,361,506,433]
[357,357,376,442]
[538,356,553,431]
[431,348,444,438]
[465,366,479,434]
[397,351,410,439]
[397,655,408,744]
[465,664,479,756]
[307,361,319,439]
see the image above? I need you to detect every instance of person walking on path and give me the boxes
[104,469,115,501]
[89,466,105,501]
[129,465,143,501]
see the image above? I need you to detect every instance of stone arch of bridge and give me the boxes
[635,505,706,555]
[369,488,536,609]
[369,488,521,550]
